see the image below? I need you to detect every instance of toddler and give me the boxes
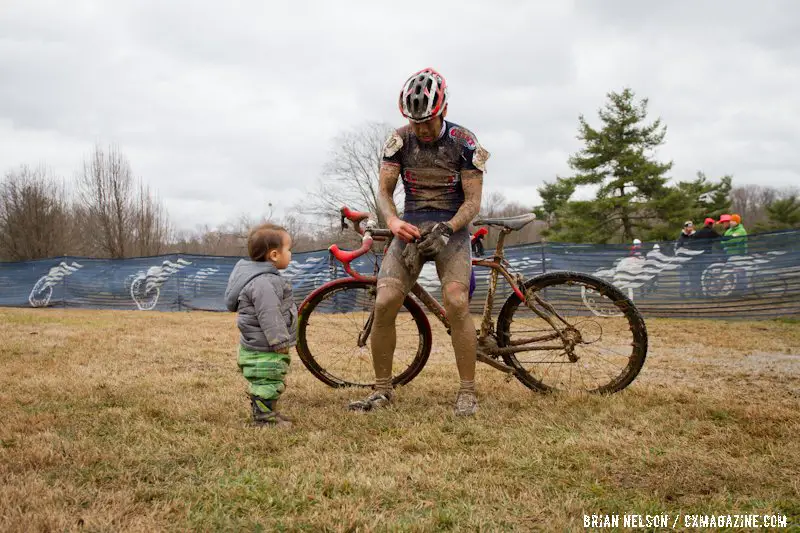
[225,223,296,427]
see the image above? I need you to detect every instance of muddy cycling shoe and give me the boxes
[347,390,394,412]
[454,391,479,417]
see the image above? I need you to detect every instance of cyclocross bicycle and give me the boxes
[296,207,648,394]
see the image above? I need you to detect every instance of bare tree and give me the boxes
[0,165,70,260]
[303,121,403,226]
[480,191,509,218]
[77,145,133,258]
[130,182,171,256]
[470,190,544,248]
[170,222,246,256]
[730,184,780,228]
[77,145,169,258]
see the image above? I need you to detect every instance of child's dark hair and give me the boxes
[248,223,288,262]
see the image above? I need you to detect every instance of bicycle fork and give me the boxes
[357,310,374,347]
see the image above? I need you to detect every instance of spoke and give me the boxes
[306,284,425,385]
[578,361,601,391]
[549,353,567,389]
[585,348,629,369]
[589,344,633,361]
[321,350,349,371]
[574,358,594,391]
[586,352,618,383]
[535,351,562,385]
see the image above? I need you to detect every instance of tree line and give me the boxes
[0,146,170,261]
[535,88,799,242]
[2,88,799,262]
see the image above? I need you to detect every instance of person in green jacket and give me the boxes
[718,213,750,293]
[720,213,748,256]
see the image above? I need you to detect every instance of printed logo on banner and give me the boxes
[284,255,328,291]
[183,267,220,289]
[701,251,789,299]
[581,246,791,317]
[29,261,84,308]
[582,245,704,316]
[130,259,192,311]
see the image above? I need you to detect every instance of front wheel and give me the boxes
[496,271,648,394]
[297,279,433,388]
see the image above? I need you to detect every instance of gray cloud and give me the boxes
[1,0,798,229]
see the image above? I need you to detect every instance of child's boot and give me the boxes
[249,395,292,428]
[269,400,294,423]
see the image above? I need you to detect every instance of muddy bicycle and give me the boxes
[296,207,648,393]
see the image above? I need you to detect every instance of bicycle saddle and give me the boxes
[473,213,537,231]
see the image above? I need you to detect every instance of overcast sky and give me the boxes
[1,0,798,230]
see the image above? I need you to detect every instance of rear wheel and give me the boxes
[496,271,648,394]
[297,279,432,388]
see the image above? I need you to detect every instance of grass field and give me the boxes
[1,308,799,531]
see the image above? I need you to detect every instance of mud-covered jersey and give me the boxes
[382,120,489,224]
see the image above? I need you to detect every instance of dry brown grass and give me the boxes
[1,308,799,532]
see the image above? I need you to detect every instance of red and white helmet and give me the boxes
[398,68,448,123]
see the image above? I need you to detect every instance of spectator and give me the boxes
[677,221,695,249]
[630,238,643,257]
[720,213,748,256]
[688,218,721,298]
[719,213,749,294]
[692,217,721,253]
[471,226,487,257]
[676,221,696,296]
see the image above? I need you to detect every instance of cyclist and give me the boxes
[348,67,489,416]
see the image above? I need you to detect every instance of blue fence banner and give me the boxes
[1,230,798,319]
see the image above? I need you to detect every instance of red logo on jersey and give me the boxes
[448,127,477,150]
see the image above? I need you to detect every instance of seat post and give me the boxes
[493,228,511,261]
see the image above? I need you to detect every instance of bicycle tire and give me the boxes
[297,278,432,388]
[496,271,648,394]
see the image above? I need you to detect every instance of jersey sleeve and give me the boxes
[461,143,490,173]
[448,125,490,173]
[381,130,403,167]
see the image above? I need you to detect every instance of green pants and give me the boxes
[237,346,291,401]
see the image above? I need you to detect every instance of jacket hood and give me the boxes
[224,259,279,311]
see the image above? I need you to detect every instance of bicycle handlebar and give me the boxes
[340,207,371,234]
[329,238,373,265]
[330,206,393,279]
[332,205,487,279]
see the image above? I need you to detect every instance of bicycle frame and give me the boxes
[304,207,577,374]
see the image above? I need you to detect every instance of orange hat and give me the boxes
[730,214,741,224]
